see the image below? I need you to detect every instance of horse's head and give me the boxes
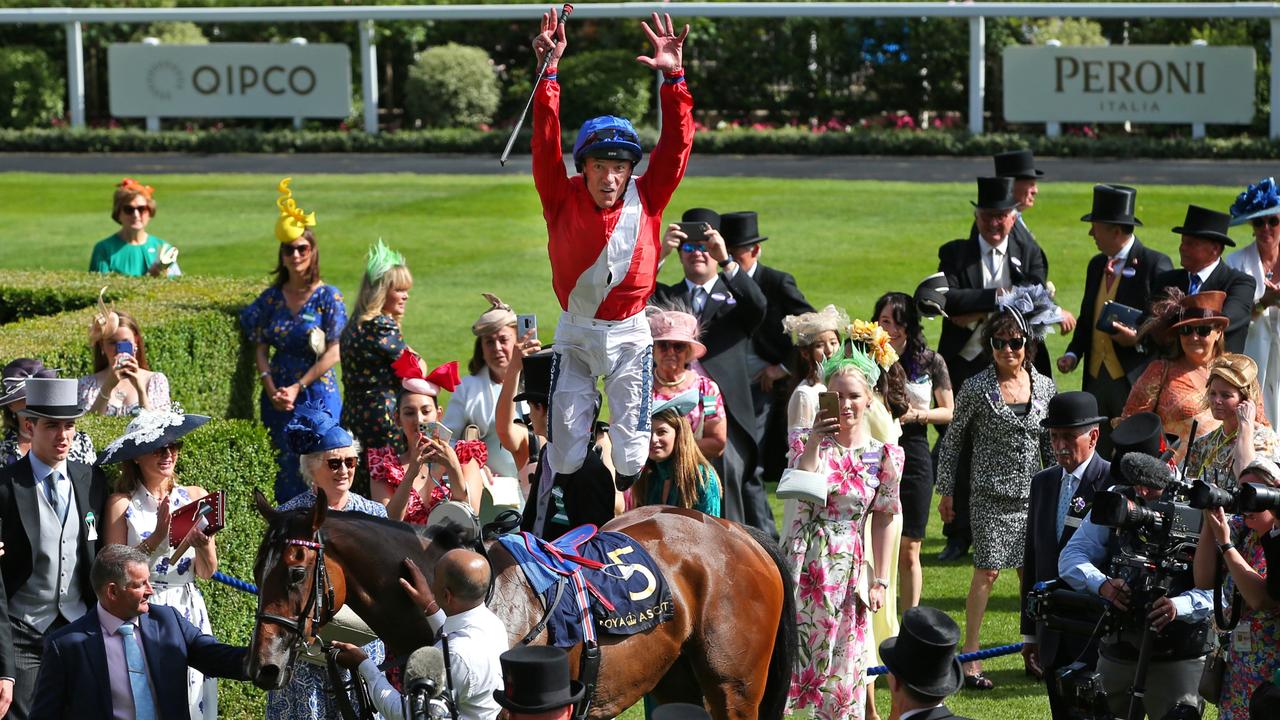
[246,488,348,691]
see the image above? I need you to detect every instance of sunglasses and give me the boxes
[151,442,182,456]
[680,243,708,253]
[122,206,150,216]
[655,340,689,353]
[282,243,311,257]
[583,127,639,146]
[1180,324,1216,337]
[990,336,1026,351]
[1252,216,1280,229]
[326,456,358,471]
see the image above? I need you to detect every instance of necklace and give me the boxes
[657,371,689,387]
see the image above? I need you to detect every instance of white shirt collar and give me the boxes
[1063,451,1095,483]
[27,452,67,484]
[1112,236,1136,263]
[442,604,493,634]
[1194,259,1220,283]
[743,262,758,278]
[981,236,1007,255]
[684,276,719,295]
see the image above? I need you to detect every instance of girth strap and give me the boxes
[519,576,568,646]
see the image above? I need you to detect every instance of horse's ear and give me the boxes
[253,489,277,520]
[311,487,328,532]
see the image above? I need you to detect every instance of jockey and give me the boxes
[530,8,694,490]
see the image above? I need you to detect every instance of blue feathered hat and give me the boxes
[573,116,642,172]
[284,405,353,455]
[1229,177,1280,227]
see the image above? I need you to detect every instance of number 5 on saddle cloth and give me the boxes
[498,525,675,648]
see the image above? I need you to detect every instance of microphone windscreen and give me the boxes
[1121,452,1173,490]
[404,646,447,698]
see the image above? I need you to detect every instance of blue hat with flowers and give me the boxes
[284,405,353,455]
[573,116,642,172]
[1229,177,1280,227]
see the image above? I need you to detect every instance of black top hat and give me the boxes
[514,348,555,404]
[1172,204,1235,246]
[652,703,712,720]
[879,606,964,697]
[492,646,586,714]
[914,272,950,318]
[971,177,1018,211]
[1040,391,1107,429]
[681,207,721,232]
[19,378,85,420]
[994,149,1045,179]
[1080,184,1143,227]
[1109,411,1178,482]
[720,211,768,249]
[0,358,58,408]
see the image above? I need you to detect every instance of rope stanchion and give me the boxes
[212,570,259,595]
[867,642,1023,676]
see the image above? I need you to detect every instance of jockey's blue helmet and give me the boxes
[573,116,642,172]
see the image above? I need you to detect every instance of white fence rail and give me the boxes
[2,2,1278,137]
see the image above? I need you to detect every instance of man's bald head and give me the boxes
[435,549,490,611]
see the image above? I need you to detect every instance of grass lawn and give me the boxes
[0,171,1241,718]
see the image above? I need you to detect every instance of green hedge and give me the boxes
[0,271,259,419]
[77,415,275,720]
[7,126,1280,159]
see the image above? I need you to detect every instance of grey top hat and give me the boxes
[20,378,86,420]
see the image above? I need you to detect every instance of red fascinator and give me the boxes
[392,349,460,397]
[118,177,155,198]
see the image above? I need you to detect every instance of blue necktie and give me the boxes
[117,623,158,720]
[1056,473,1076,540]
[44,471,66,524]
[1188,273,1201,295]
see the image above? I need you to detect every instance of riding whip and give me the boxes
[499,3,574,166]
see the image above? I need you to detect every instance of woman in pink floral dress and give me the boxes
[784,353,903,720]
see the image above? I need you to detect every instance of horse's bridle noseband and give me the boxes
[255,529,336,653]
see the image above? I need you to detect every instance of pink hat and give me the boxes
[647,310,706,359]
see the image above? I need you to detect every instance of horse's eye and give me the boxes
[288,566,306,586]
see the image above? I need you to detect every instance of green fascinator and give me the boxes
[365,238,405,281]
[821,345,881,386]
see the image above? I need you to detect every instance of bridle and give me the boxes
[255,529,335,656]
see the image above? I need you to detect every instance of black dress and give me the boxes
[899,350,950,540]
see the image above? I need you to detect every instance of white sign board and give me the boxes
[1003,45,1255,124]
[109,43,352,118]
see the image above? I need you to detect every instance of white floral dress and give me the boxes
[784,432,903,720]
[124,484,217,720]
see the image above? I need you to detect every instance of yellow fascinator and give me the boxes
[846,319,900,370]
[275,177,317,244]
[89,286,120,345]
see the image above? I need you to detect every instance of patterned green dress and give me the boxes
[340,314,407,457]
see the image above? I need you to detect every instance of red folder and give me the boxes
[168,490,226,547]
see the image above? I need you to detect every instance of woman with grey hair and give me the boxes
[267,406,386,720]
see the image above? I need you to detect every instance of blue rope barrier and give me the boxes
[212,571,258,595]
[867,642,1023,676]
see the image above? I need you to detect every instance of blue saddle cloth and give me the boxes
[498,527,675,648]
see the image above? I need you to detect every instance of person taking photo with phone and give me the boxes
[79,293,171,417]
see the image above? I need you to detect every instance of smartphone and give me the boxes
[817,391,840,425]
[676,222,710,243]
[422,421,453,444]
[516,314,537,341]
[115,340,134,357]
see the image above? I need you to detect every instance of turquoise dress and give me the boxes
[642,460,721,516]
[89,234,180,276]
[240,284,347,502]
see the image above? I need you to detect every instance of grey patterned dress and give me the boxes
[937,366,1056,569]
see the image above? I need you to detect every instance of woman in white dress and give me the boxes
[101,410,218,720]
[1227,177,1280,424]
[443,292,523,477]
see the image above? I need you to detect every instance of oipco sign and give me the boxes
[1003,45,1255,124]
[108,43,352,118]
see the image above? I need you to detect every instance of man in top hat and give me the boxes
[1020,392,1110,715]
[515,349,616,542]
[719,210,815,506]
[986,149,1052,273]
[934,176,1065,560]
[0,377,107,719]
[1059,411,1211,720]
[530,9,694,494]
[493,645,584,720]
[651,209,773,538]
[1153,204,1255,353]
[879,606,973,720]
[1058,185,1173,455]
[659,207,721,264]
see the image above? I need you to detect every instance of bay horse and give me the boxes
[246,488,796,718]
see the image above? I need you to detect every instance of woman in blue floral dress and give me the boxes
[783,354,903,720]
[241,178,346,502]
[1195,459,1280,720]
[100,410,219,720]
[270,407,386,720]
[341,241,414,471]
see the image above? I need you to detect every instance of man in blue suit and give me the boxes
[31,544,247,720]
[1019,392,1112,715]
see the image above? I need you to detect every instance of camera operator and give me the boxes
[1193,458,1280,719]
[333,552,508,720]
[1059,452,1213,719]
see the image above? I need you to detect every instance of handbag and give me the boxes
[1198,633,1228,705]
[777,467,827,505]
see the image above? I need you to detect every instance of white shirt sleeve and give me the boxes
[358,658,406,720]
